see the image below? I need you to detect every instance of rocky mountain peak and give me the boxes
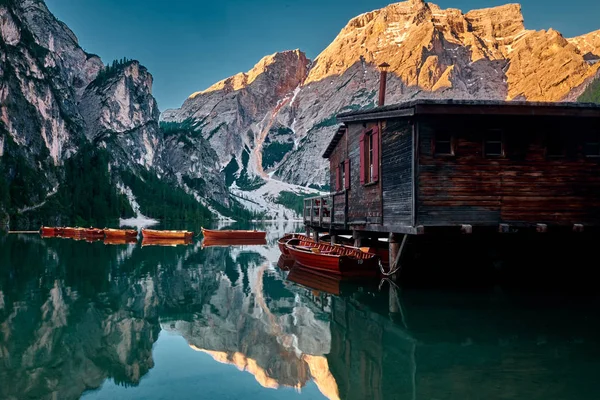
[189,49,309,98]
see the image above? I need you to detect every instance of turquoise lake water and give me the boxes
[1,223,600,400]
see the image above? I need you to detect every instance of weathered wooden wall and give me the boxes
[329,122,382,225]
[382,119,413,226]
[417,115,600,227]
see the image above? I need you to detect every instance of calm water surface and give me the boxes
[1,223,599,400]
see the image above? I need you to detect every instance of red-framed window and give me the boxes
[360,126,379,184]
[335,159,351,191]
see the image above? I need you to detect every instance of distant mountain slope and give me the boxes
[164,0,600,191]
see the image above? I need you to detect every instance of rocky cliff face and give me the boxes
[0,0,229,224]
[164,0,600,190]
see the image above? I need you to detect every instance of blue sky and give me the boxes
[44,0,600,110]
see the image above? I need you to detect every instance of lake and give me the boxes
[1,223,600,400]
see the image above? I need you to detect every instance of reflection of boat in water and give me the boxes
[142,229,193,240]
[104,237,138,245]
[287,266,344,296]
[104,228,137,239]
[285,239,380,277]
[141,237,193,247]
[201,237,267,248]
[276,255,295,271]
[201,227,266,240]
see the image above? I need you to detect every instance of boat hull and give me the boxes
[202,238,267,248]
[202,228,266,240]
[277,233,313,255]
[285,240,380,277]
[83,228,104,237]
[40,227,57,237]
[142,229,193,240]
[104,229,137,238]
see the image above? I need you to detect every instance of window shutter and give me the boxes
[335,166,341,191]
[344,158,351,189]
[372,126,380,182]
[359,133,366,184]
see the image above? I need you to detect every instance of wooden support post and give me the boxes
[353,230,363,247]
[536,223,547,233]
[389,233,402,269]
[461,224,472,234]
[330,233,337,246]
[312,229,319,243]
[319,197,324,226]
[310,199,314,225]
[499,223,510,233]
[330,195,335,226]
[344,190,349,230]
[573,224,584,233]
[305,226,311,237]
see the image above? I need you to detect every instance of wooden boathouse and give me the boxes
[304,99,600,269]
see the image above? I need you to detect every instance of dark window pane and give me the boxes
[436,141,452,155]
[547,134,564,157]
[583,132,600,157]
[485,141,503,156]
[584,143,600,157]
[435,132,453,155]
[485,130,503,156]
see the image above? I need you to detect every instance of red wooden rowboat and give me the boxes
[40,226,57,237]
[142,229,193,240]
[104,228,137,238]
[201,227,266,240]
[277,233,313,255]
[202,237,267,248]
[285,239,380,277]
[62,227,85,238]
[83,228,105,237]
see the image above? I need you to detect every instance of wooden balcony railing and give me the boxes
[303,191,348,229]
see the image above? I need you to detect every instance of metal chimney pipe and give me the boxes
[378,62,390,107]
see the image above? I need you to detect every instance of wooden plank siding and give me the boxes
[329,122,383,225]
[416,115,600,227]
[381,119,414,226]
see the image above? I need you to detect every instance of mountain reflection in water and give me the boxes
[1,225,600,400]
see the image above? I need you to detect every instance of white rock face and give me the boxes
[0,7,20,45]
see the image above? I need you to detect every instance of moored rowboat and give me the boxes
[142,229,193,240]
[104,228,137,238]
[40,226,57,237]
[285,239,380,277]
[277,233,313,255]
[201,227,266,240]
[83,228,104,237]
[202,237,267,248]
[62,227,85,238]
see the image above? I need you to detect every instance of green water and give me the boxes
[1,225,600,400]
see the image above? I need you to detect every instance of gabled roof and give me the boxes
[322,126,346,159]
[336,99,600,123]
